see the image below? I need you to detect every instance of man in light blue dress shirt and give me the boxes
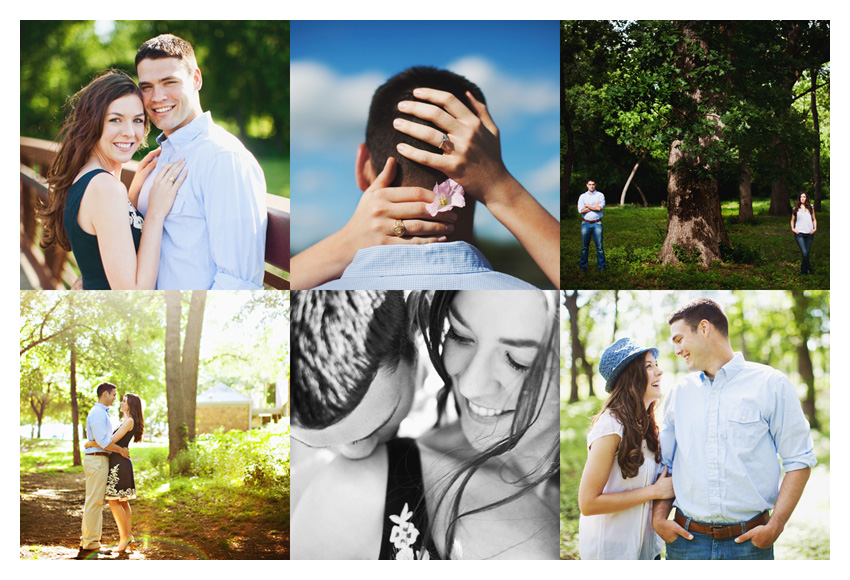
[305,66,539,290]
[577,180,606,272]
[135,34,267,290]
[77,383,130,559]
[652,299,815,560]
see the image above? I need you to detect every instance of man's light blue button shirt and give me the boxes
[578,191,605,221]
[315,241,537,289]
[85,403,112,454]
[138,112,267,290]
[659,353,816,524]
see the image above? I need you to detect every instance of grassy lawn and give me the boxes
[20,426,290,558]
[258,156,290,199]
[561,200,829,289]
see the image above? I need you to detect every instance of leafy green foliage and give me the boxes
[21,21,289,154]
[563,21,830,207]
[162,425,290,494]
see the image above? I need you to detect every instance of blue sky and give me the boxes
[289,20,560,254]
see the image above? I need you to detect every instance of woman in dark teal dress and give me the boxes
[37,70,187,289]
[86,393,145,553]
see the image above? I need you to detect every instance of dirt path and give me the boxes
[20,470,289,560]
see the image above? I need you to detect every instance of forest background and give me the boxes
[20,20,290,198]
[562,21,830,289]
[560,290,830,560]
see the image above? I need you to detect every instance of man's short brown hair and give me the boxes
[667,298,729,337]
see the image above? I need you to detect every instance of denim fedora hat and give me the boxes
[599,337,659,393]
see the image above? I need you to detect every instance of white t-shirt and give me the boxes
[795,207,814,234]
[578,410,664,560]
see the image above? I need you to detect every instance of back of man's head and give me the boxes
[96,382,116,399]
[135,34,198,73]
[366,66,486,188]
[291,290,416,430]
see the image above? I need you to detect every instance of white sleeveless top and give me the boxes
[795,207,814,234]
[578,410,663,560]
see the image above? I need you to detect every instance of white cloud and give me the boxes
[524,157,561,194]
[448,56,559,120]
[290,61,385,151]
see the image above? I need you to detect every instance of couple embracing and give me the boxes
[291,290,559,559]
[579,298,816,560]
[38,33,266,290]
[77,382,146,559]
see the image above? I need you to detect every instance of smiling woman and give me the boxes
[36,70,186,289]
[290,290,560,560]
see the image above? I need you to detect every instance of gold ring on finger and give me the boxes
[393,219,406,237]
[168,177,176,183]
[439,133,450,150]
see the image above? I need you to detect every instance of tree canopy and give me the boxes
[562,20,830,210]
[20,20,290,154]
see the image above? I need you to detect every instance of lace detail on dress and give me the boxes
[128,200,144,230]
[388,502,429,560]
[105,462,136,500]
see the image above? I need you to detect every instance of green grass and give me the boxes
[21,425,290,535]
[562,199,829,289]
[20,439,83,475]
[258,157,290,198]
[560,397,603,559]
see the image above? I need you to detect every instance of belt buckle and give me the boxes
[708,525,727,539]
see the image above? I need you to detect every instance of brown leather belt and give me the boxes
[582,218,601,224]
[87,452,110,457]
[674,510,769,540]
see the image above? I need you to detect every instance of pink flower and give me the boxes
[426,179,465,216]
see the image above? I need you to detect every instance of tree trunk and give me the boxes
[791,290,819,430]
[738,161,754,224]
[634,184,649,207]
[181,291,207,444]
[810,67,822,212]
[562,105,575,221]
[660,140,730,265]
[659,24,730,266]
[768,22,801,218]
[565,291,581,403]
[70,340,81,466]
[564,291,594,401]
[768,141,792,217]
[165,291,187,460]
[611,290,619,342]
[68,294,81,467]
[620,155,645,205]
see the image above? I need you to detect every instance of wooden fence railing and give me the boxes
[20,136,290,290]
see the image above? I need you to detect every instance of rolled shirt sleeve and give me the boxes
[770,373,817,472]
[202,151,268,290]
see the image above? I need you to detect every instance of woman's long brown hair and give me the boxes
[38,70,148,251]
[124,393,145,443]
[416,291,559,559]
[592,355,661,479]
[793,192,814,217]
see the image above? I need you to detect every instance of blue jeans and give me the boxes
[580,221,606,271]
[795,233,814,274]
[665,516,774,560]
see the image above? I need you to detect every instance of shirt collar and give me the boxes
[95,402,109,414]
[699,352,745,383]
[341,241,493,277]
[156,111,212,149]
